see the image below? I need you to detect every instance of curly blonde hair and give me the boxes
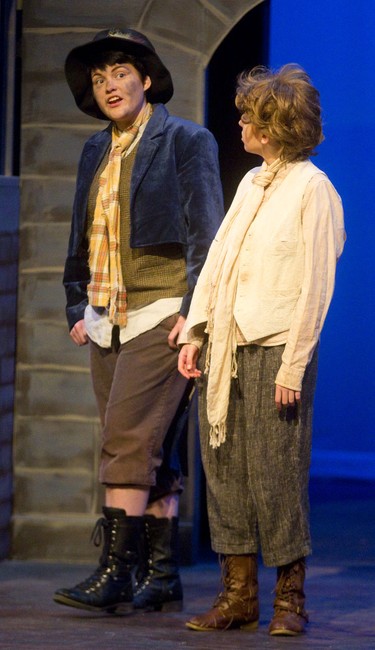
[235,64,324,161]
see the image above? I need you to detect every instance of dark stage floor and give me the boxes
[1,478,374,649]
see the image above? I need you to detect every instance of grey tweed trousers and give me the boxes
[198,343,319,567]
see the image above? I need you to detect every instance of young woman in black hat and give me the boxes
[54,28,224,615]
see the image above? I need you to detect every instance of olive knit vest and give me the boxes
[87,143,188,310]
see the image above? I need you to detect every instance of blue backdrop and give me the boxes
[269,0,375,478]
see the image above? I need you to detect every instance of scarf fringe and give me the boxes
[231,349,238,378]
[209,421,227,449]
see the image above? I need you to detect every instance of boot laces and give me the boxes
[214,556,253,609]
[275,562,305,602]
[92,516,115,566]
[273,561,307,619]
[75,566,112,592]
[90,516,108,548]
[69,517,113,592]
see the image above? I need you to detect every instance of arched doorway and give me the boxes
[206,1,270,209]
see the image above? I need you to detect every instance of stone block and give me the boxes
[17,272,66,321]
[21,32,99,126]
[22,126,95,176]
[15,366,96,418]
[20,177,75,224]
[14,416,100,471]
[13,471,96,514]
[22,31,87,75]
[11,513,104,561]
[163,50,205,123]
[143,0,223,53]
[23,0,145,28]
[19,223,70,271]
[17,320,90,367]
[206,0,258,23]
[22,75,78,125]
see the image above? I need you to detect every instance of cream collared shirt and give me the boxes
[184,162,346,391]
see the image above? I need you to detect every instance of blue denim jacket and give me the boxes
[63,103,224,330]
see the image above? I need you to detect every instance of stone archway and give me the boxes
[13,0,266,560]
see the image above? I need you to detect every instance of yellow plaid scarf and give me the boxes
[87,102,153,325]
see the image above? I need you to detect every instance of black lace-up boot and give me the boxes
[133,515,183,612]
[53,507,142,613]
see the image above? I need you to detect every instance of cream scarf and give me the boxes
[87,102,153,326]
[185,158,286,447]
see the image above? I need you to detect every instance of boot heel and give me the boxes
[160,599,183,613]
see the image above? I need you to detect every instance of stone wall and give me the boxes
[12,0,263,561]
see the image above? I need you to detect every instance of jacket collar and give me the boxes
[89,103,169,148]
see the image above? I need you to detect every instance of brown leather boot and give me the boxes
[268,558,308,636]
[186,554,259,631]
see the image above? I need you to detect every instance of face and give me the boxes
[91,63,151,129]
[239,114,281,163]
[239,114,265,156]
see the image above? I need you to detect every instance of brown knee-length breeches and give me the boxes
[89,314,189,491]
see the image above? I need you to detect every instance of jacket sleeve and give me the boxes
[177,127,224,316]
[62,148,91,331]
[63,242,90,331]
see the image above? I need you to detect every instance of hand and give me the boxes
[168,315,186,350]
[178,344,201,379]
[69,319,88,346]
[275,384,301,411]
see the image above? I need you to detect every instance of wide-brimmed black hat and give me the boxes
[65,28,174,119]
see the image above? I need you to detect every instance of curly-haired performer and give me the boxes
[179,64,346,636]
